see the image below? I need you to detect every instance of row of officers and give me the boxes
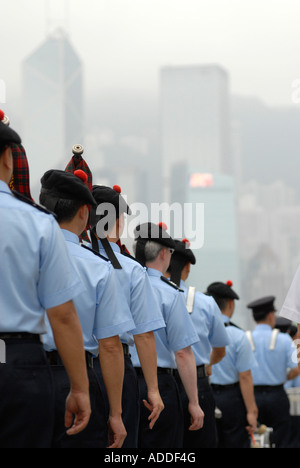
[1,119,300,449]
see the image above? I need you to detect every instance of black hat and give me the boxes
[168,239,196,286]
[275,317,292,333]
[247,296,276,321]
[134,222,176,266]
[206,281,240,300]
[89,184,131,270]
[91,184,131,225]
[40,169,97,210]
[0,121,21,147]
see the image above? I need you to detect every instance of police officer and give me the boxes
[131,222,204,448]
[166,239,230,448]
[247,296,299,448]
[89,185,166,448]
[0,122,91,448]
[40,170,137,448]
[207,281,258,448]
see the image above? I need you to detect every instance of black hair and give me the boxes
[0,143,9,159]
[39,191,85,223]
[212,296,229,312]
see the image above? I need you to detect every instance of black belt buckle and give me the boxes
[197,365,207,379]
[86,352,94,369]
[122,343,130,356]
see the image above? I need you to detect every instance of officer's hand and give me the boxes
[188,402,205,431]
[65,390,91,436]
[246,412,257,435]
[143,390,165,429]
[107,415,127,448]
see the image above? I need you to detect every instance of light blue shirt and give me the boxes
[250,324,297,386]
[210,315,257,385]
[130,268,199,369]
[0,181,82,335]
[42,230,136,355]
[97,240,166,345]
[181,281,230,365]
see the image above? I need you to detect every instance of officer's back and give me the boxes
[0,121,91,448]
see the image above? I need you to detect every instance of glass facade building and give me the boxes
[22,29,83,196]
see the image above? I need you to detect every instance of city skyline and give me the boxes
[2,2,300,326]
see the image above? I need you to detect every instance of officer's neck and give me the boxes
[146,260,166,275]
[107,235,119,244]
[221,300,235,319]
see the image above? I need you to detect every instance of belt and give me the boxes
[0,332,41,342]
[122,343,131,356]
[135,367,174,377]
[254,384,284,391]
[211,382,240,390]
[46,350,94,369]
[174,365,207,380]
[196,365,207,379]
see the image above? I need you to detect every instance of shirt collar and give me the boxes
[0,180,12,195]
[255,324,272,331]
[61,229,80,245]
[222,315,230,324]
[147,267,163,278]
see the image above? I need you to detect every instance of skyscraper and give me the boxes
[161,64,231,199]
[161,64,248,327]
[23,28,83,196]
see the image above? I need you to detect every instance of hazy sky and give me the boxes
[2,0,300,108]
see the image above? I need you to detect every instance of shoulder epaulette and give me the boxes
[225,321,243,330]
[81,244,110,262]
[12,190,56,217]
[160,276,184,292]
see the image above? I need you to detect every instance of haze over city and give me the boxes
[2,0,300,327]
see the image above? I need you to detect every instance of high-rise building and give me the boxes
[170,164,249,328]
[22,28,83,197]
[160,64,231,200]
[161,64,248,326]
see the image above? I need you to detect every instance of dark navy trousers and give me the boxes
[0,338,55,448]
[137,371,184,448]
[254,385,292,448]
[212,383,250,448]
[175,373,218,448]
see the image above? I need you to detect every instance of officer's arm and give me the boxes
[206,347,226,376]
[47,300,91,435]
[287,367,300,380]
[134,331,164,429]
[98,335,127,448]
[175,346,204,430]
[239,370,258,434]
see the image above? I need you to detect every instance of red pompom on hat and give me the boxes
[182,238,191,248]
[226,280,233,287]
[0,109,4,121]
[113,185,122,194]
[74,169,88,184]
[158,222,168,231]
